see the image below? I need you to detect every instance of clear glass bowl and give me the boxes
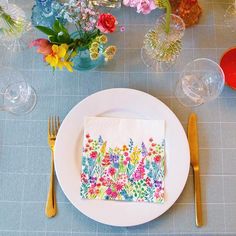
[175,58,225,107]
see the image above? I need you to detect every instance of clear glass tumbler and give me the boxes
[0,67,37,114]
[175,58,225,107]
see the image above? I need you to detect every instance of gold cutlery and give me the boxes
[188,113,203,227]
[46,116,60,218]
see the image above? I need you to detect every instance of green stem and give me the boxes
[165,0,171,34]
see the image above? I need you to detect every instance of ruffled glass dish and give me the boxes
[141,14,185,72]
[0,3,32,52]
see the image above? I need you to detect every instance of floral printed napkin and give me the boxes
[80,116,165,203]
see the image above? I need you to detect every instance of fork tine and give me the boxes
[54,116,58,134]
[52,116,55,136]
[57,116,61,132]
[48,116,51,136]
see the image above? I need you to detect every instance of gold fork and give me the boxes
[45,116,60,218]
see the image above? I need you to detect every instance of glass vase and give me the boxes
[174,0,202,28]
[141,14,185,72]
[89,0,121,8]
[72,47,104,71]
[71,32,104,71]
[31,0,65,27]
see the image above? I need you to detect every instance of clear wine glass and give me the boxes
[224,0,236,32]
[0,67,37,114]
[175,58,225,107]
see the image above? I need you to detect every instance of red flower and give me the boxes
[99,177,104,182]
[86,134,90,139]
[152,143,156,147]
[149,138,153,142]
[111,191,118,198]
[90,151,98,159]
[154,155,161,163]
[88,139,93,143]
[97,13,117,33]
[29,38,52,56]
[115,183,123,191]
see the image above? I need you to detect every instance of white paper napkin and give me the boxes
[80,116,165,203]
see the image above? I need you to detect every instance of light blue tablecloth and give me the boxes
[0,0,236,235]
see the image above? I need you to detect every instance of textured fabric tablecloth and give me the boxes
[0,0,236,235]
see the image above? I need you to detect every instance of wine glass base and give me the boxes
[9,85,37,115]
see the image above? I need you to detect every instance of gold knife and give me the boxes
[188,113,203,227]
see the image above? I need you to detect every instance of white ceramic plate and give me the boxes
[54,88,190,227]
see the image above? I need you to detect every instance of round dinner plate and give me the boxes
[54,88,190,227]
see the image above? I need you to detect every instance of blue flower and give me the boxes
[141,142,148,157]
[110,153,119,163]
[98,135,103,145]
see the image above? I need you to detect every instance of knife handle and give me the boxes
[193,167,203,227]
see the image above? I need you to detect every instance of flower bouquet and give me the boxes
[30,0,118,72]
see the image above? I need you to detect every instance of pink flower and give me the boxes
[136,0,156,14]
[97,13,117,33]
[106,188,112,196]
[29,38,52,56]
[124,152,129,156]
[108,167,116,176]
[123,0,139,7]
[123,161,128,165]
[120,25,126,32]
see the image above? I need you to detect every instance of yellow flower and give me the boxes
[45,44,73,72]
[122,145,128,151]
[130,146,141,165]
[91,42,99,48]
[89,47,99,53]
[63,61,74,72]
[103,45,117,61]
[90,52,99,60]
[99,35,108,44]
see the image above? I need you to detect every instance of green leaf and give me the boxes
[52,20,61,33]
[48,35,58,43]
[36,25,56,36]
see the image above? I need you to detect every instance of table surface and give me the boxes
[1,0,236,235]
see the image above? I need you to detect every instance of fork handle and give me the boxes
[193,167,203,227]
[45,152,57,217]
